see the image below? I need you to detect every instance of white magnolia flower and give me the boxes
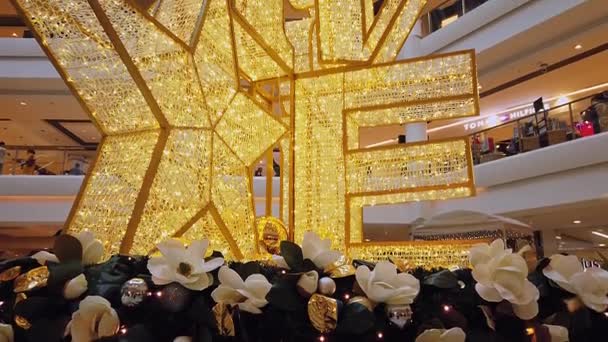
[297,270,319,297]
[544,324,569,342]
[0,323,13,342]
[64,273,88,300]
[355,261,420,305]
[271,254,290,269]
[271,232,342,270]
[31,250,59,265]
[211,266,272,314]
[543,254,608,312]
[69,296,119,342]
[469,239,539,320]
[415,327,466,342]
[78,231,104,265]
[302,231,342,269]
[147,239,224,291]
[173,337,192,342]
[32,230,104,266]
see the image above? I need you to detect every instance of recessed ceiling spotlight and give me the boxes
[599,244,606,247]
[19,101,27,106]
[574,44,582,50]
[573,220,581,224]
[556,236,562,240]
[11,32,18,37]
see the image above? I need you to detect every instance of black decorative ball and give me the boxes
[159,283,192,312]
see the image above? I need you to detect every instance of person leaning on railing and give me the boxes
[0,141,6,174]
[20,149,37,175]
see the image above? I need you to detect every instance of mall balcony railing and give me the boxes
[0,145,96,176]
[469,92,608,165]
[420,0,490,37]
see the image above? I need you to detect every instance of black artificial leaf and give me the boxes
[47,260,83,293]
[353,259,375,269]
[267,278,304,311]
[115,324,159,342]
[280,241,303,271]
[235,261,262,280]
[536,257,551,272]
[85,255,144,304]
[301,259,318,273]
[188,295,214,326]
[209,251,224,260]
[24,316,70,342]
[14,296,66,322]
[0,257,38,272]
[423,270,459,289]
[194,325,213,342]
[53,234,83,263]
[336,302,375,335]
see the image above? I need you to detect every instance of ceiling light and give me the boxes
[19,101,27,106]
[574,44,582,50]
[556,236,562,240]
[592,231,608,239]
[573,220,581,224]
[599,244,606,247]
[11,32,18,37]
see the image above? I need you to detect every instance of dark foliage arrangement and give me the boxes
[0,237,607,342]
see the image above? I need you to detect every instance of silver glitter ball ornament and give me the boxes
[318,277,336,296]
[386,303,413,329]
[120,277,148,307]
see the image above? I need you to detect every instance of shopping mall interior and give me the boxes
[0,0,607,341]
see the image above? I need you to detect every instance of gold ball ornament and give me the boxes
[256,216,288,255]
[318,277,336,296]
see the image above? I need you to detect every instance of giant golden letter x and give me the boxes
[13,0,479,260]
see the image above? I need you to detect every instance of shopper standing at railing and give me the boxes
[0,141,6,175]
[20,149,36,175]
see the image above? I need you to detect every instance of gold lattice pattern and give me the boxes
[13,0,479,264]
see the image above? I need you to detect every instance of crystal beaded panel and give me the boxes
[13,0,479,265]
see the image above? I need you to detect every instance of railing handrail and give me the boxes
[467,93,598,137]
[3,145,98,151]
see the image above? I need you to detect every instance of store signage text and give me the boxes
[463,107,536,132]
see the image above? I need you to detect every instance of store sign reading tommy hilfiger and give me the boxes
[463,107,537,132]
[581,258,603,269]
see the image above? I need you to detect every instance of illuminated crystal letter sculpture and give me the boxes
[12,0,479,261]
